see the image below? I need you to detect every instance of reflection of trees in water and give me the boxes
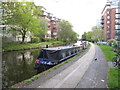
[2,49,40,88]
[16,52,34,65]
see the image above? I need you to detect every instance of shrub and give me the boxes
[108,39,116,46]
[44,38,51,42]
[31,37,40,43]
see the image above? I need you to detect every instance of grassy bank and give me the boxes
[98,44,119,89]
[98,44,116,61]
[108,68,120,89]
[2,41,63,51]
[11,45,90,88]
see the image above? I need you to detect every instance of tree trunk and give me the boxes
[21,34,26,44]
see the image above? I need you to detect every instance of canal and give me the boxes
[2,49,52,88]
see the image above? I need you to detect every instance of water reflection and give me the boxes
[2,49,42,88]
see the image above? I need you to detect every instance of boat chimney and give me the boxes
[46,45,49,48]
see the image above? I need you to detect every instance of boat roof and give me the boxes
[42,45,80,51]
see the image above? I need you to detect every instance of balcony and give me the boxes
[106,36,110,39]
[53,32,57,35]
[47,15,52,19]
[40,15,46,17]
[115,35,120,41]
[116,9,120,14]
[52,29,57,32]
[116,14,120,19]
[115,22,120,25]
[115,25,120,30]
[101,26,104,29]
[101,21,104,25]
[115,30,120,35]
[101,16,104,20]
[107,30,110,34]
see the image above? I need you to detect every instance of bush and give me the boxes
[108,39,116,46]
[44,38,57,42]
[31,37,40,43]
[44,38,51,42]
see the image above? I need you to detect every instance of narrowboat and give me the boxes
[34,45,82,69]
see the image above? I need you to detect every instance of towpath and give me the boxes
[22,43,108,88]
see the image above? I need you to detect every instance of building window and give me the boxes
[107,21,110,24]
[107,30,110,33]
[107,16,110,19]
[107,26,110,28]
[106,36,110,39]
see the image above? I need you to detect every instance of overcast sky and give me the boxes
[34,0,107,37]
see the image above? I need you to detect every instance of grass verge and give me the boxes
[98,44,116,61]
[108,68,120,89]
[98,44,119,89]
[11,45,91,88]
[2,41,63,51]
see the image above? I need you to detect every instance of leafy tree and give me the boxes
[86,31,93,42]
[2,2,44,43]
[82,26,104,42]
[35,17,48,41]
[91,26,103,42]
[82,32,87,40]
[57,20,78,44]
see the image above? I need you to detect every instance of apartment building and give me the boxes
[101,0,120,41]
[1,2,62,43]
[40,6,61,38]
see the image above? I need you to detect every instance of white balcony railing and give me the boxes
[116,8,120,13]
[116,14,120,19]
[115,25,120,29]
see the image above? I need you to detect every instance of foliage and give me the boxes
[2,2,45,43]
[31,37,40,43]
[2,41,63,51]
[57,20,78,44]
[108,39,116,46]
[82,26,103,42]
[108,68,120,89]
[35,17,48,40]
[82,32,87,41]
[98,44,116,61]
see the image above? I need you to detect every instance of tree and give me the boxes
[57,20,78,44]
[35,17,48,41]
[2,2,43,43]
[91,26,104,42]
[82,26,104,42]
[82,32,87,40]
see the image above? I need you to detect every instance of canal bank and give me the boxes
[2,41,64,52]
[10,45,90,88]
[2,41,65,88]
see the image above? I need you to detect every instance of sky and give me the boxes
[34,0,107,37]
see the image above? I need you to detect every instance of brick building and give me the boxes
[101,0,120,41]
[40,6,62,38]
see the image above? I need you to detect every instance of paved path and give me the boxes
[76,45,108,88]
[37,43,96,88]
[22,43,108,88]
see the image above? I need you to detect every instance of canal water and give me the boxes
[2,49,52,88]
